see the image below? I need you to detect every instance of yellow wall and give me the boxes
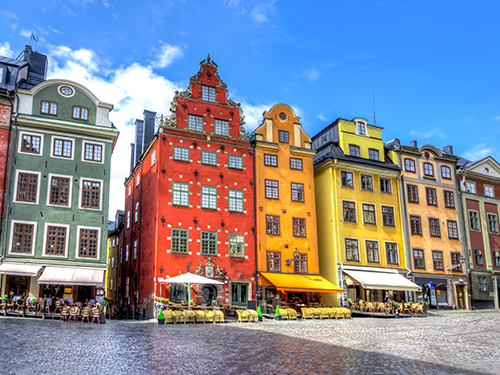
[255,103,319,275]
[105,233,120,303]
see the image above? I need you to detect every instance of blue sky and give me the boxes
[1,1,499,215]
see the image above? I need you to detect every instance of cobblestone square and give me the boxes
[1,312,499,374]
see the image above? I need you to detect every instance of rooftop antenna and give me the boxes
[30,32,38,51]
[372,90,376,125]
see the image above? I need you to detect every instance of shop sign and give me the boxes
[64,287,72,294]
[96,288,105,296]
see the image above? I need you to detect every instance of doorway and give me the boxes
[202,285,217,304]
[231,283,248,307]
[456,285,466,310]
[6,275,30,297]
[77,286,93,303]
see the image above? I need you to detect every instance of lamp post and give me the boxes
[285,248,300,267]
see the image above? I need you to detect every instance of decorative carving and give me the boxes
[215,266,227,280]
[226,98,238,107]
[204,261,215,278]
[178,89,192,98]
[218,80,227,89]
[194,264,204,276]
[189,72,201,84]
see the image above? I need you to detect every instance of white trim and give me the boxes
[75,225,102,260]
[78,177,104,211]
[361,201,377,226]
[13,169,41,205]
[17,130,44,157]
[46,173,73,208]
[17,126,114,143]
[50,135,75,161]
[57,84,76,98]
[42,222,70,258]
[8,220,38,256]
[81,140,105,164]
[380,204,396,227]
[340,199,357,224]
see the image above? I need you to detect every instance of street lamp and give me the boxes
[286,248,301,266]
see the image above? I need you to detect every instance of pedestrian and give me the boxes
[384,291,393,314]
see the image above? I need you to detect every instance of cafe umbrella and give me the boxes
[159,272,223,308]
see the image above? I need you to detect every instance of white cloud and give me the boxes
[462,143,494,161]
[46,46,183,216]
[48,26,63,35]
[0,42,13,58]
[240,103,270,131]
[20,29,31,38]
[494,116,500,121]
[317,114,327,121]
[151,44,183,69]
[409,129,446,140]
[227,0,276,26]
[302,68,321,82]
[2,11,17,19]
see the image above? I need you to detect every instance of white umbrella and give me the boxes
[159,272,223,307]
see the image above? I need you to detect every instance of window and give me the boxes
[78,228,98,258]
[362,204,376,225]
[133,240,137,260]
[290,157,303,170]
[488,213,499,233]
[72,106,89,120]
[382,206,395,227]
[53,138,73,159]
[345,239,359,261]
[426,187,438,206]
[423,162,434,177]
[21,134,41,154]
[291,183,304,202]
[478,276,487,292]
[493,251,500,268]
[341,171,354,188]
[441,166,451,179]
[16,172,38,203]
[228,155,243,169]
[278,130,289,143]
[188,115,203,132]
[407,185,419,203]
[229,234,245,257]
[444,190,455,208]
[228,190,243,212]
[128,185,131,197]
[264,154,278,167]
[485,185,494,197]
[366,241,379,263]
[49,176,70,206]
[172,182,189,206]
[265,180,279,199]
[380,178,391,194]
[466,181,475,194]
[451,252,462,272]
[40,101,58,115]
[46,226,67,256]
[410,215,422,235]
[171,229,188,253]
[134,202,139,222]
[469,211,480,231]
[201,151,217,166]
[267,251,281,271]
[429,218,441,238]
[447,220,459,239]
[214,119,229,136]
[12,223,34,253]
[349,144,360,157]
[413,249,425,269]
[474,249,484,266]
[82,180,101,209]
[111,257,115,269]
[368,148,379,161]
[120,247,123,263]
[201,186,217,210]
[342,201,356,223]
[386,243,398,264]
[361,175,373,191]
[432,251,444,271]
[84,143,102,162]
[151,150,156,166]
[125,244,129,262]
[293,218,306,237]
[356,121,366,135]
[110,279,113,291]
[294,253,307,273]
[202,85,215,102]
[266,215,280,235]
[404,158,416,172]
[127,211,130,229]
[173,146,189,161]
[201,231,217,255]
[112,239,115,247]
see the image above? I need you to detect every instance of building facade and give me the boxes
[457,156,500,309]
[313,118,420,306]
[118,56,256,318]
[105,210,124,317]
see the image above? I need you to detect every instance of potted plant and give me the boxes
[157,309,165,325]
[393,301,400,317]
[257,306,263,322]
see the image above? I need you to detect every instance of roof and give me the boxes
[0,56,27,68]
[457,156,488,169]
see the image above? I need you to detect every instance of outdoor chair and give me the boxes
[162,310,174,324]
[404,303,412,315]
[81,307,90,323]
[204,310,215,323]
[194,310,206,323]
[325,307,336,319]
[279,308,289,320]
[286,308,298,320]
[54,300,62,314]
[60,306,69,321]
[69,306,80,322]
[332,308,344,319]
[300,307,313,319]
[172,310,185,324]
[183,310,196,324]
[236,310,249,322]
[310,307,321,319]
[414,303,424,315]
[318,308,330,319]
[340,307,352,319]
[91,307,100,323]
[213,310,224,323]
[246,309,258,322]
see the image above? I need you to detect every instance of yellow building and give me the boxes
[254,104,341,310]
[391,141,468,309]
[313,118,420,306]
[105,210,124,317]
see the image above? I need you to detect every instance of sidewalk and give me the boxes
[427,309,498,315]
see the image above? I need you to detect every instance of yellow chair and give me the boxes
[204,310,215,323]
[172,310,185,324]
[341,307,352,319]
[163,310,174,324]
[213,310,225,323]
[279,308,289,320]
[286,308,298,320]
[236,310,250,322]
[301,307,313,319]
[247,309,258,322]
[183,310,196,324]
[318,308,330,319]
[310,307,321,319]
[325,307,337,319]
[194,310,206,323]
[333,307,345,319]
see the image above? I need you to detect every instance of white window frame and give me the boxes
[81,140,105,164]
[8,220,38,256]
[18,130,44,156]
[75,225,102,260]
[50,135,75,160]
[466,181,476,194]
[42,222,70,258]
[127,211,130,229]
[78,177,104,211]
[151,150,156,166]
[13,169,42,205]
[46,173,73,208]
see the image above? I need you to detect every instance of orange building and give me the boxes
[253,104,341,311]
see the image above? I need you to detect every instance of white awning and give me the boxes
[0,263,43,277]
[343,267,421,292]
[38,267,105,286]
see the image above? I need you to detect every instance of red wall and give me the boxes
[466,199,485,269]
[485,203,500,270]
[466,176,500,198]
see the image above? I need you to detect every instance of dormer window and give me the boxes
[41,101,58,116]
[349,144,360,157]
[72,106,89,120]
[356,121,367,135]
[202,85,216,102]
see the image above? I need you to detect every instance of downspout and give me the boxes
[457,167,473,310]
[252,141,258,307]
[331,160,343,305]
[136,159,143,318]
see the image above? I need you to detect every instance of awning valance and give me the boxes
[343,268,421,292]
[0,263,42,277]
[260,273,343,293]
[38,267,105,286]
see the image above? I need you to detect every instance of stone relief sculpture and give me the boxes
[214,266,227,279]
[194,264,204,276]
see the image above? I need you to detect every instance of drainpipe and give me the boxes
[136,159,143,318]
[457,167,473,310]
[251,140,258,309]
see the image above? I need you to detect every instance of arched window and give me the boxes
[356,121,367,135]
[423,162,434,177]
[404,158,416,172]
[441,165,451,179]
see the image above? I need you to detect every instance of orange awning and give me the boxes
[260,272,343,293]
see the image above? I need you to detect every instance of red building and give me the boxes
[119,56,256,317]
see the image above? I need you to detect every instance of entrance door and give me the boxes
[231,283,248,307]
[456,285,466,310]
[202,285,217,304]
[6,275,29,297]
[77,286,93,303]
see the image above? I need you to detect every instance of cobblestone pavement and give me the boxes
[1,313,499,375]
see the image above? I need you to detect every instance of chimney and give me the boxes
[410,140,418,148]
[130,143,136,173]
[142,110,156,152]
[134,119,144,163]
[23,45,48,85]
[443,145,454,154]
